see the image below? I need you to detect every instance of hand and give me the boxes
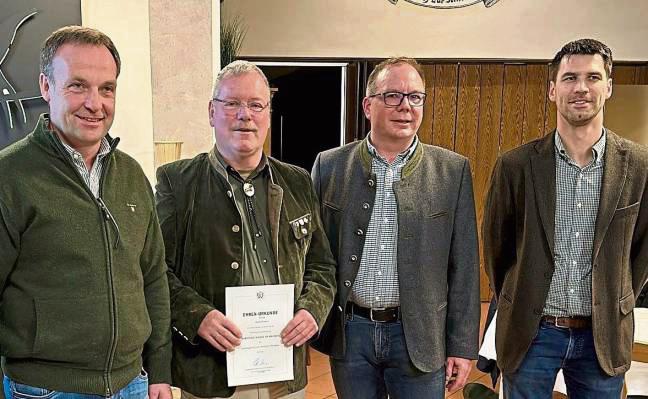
[281,309,318,347]
[148,383,172,399]
[445,357,472,391]
[197,309,242,352]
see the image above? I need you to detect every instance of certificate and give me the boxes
[225,284,294,387]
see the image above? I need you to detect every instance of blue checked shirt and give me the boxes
[543,130,606,317]
[60,136,112,198]
[351,134,419,308]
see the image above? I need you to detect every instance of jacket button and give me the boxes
[232,225,240,233]
[362,203,370,210]
[344,280,351,287]
[368,179,375,187]
[227,190,233,198]
[231,261,240,270]
[356,229,364,236]
[350,255,358,262]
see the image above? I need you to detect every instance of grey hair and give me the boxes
[212,60,270,99]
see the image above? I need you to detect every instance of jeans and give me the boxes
[4,371,148,399]
[330,314,446,399]
[503,321,624,399]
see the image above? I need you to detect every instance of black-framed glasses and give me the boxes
[213,98,269,113]
[368,91,427,107]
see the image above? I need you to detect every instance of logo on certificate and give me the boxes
[257,291,264,300]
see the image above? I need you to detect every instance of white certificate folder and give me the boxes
[226,284,295,387]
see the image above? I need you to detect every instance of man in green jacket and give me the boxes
[156,60,336,399]
[0,26,172,399]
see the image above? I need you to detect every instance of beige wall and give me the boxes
[82,0,220,182]
[222,0,648,61]
[81,0,156,183]
[606,86,648,146]
[149,0,217,160]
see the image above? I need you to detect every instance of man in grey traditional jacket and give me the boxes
[311,57,480,399]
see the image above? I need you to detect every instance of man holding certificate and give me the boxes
[155,60,337,399]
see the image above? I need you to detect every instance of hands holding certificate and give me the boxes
[197,309,243,352]
[280,309,318,347]
[197,308,317,352]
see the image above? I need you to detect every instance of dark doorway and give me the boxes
[258,64,345,172]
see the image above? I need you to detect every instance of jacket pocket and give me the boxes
[323,201,342,212]
[619,292,635,316]
[34,296,110,366]
[289,213,314,240]
[427,210,448,219]
[9,380,57,399]
[614,201,640,217]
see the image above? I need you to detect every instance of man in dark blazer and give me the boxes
[311,57,480,398]
[484,38,648,398]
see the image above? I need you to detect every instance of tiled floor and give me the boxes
[305,303,493,399]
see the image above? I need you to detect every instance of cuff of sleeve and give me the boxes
[173,303,215,345]
[144,344,173,385]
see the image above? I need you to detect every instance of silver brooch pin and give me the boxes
[243,182,255,197]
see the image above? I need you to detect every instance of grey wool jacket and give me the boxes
[311,137,480,372]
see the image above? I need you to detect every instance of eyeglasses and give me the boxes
[213,98,269,113]
[368,91,427,107]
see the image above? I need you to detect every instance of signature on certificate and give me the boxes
[253,357,270,367]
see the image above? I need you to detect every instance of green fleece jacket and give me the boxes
[0,115,171,395]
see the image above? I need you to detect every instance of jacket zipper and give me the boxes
[97,143,119,398]
[51,134,119,397]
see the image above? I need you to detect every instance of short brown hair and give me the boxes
[366,57,426,96]
[40,26,121,82]
[550,38,613,81]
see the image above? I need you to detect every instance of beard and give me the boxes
[559,101,604,127]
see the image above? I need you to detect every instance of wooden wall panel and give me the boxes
[500,65,527,153]
[474,64,504,222]
[474,65,504,300]
[419,64,437,145]
[639,65,648,85]
[432,64,459,150]
[522,65,549,143]
[614,65,639,85]
[636,65,648,85]
[544,100,557,134]
[455,65,481,180]
[355,60,647,300]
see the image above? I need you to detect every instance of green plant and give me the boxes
[220,15,247,67]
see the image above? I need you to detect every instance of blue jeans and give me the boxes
[330,314,446,399]
[4,372,148,399]
[503,321,624,399]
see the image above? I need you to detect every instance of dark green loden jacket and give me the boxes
[0,115,172,395]
[155,150,336,397]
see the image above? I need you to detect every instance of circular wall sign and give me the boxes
[388,0,500,8]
